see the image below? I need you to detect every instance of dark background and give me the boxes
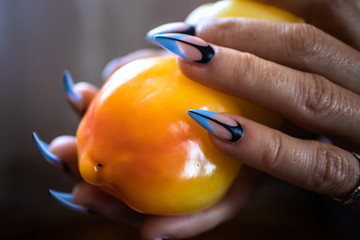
[1,1,359,239]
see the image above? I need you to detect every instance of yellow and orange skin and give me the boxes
[77,0,301,215]
[186,0,303,24]
[77,57,282,215]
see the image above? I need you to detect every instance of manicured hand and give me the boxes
[33,49,262,240]
[148,0,360,209]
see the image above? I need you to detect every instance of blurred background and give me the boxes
[1,0,359,239]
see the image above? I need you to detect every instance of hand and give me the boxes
[33,49,262,240]
[33,0,360,239]
[148,0,360,210]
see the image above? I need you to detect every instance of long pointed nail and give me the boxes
[63,70,86,115]
[49,189,90,213]
[153,33,215,63]
[147,22,195,42]
[187,109,243,142]
[32,132,64,168]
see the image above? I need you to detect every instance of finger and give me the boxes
[48,135,82,180]
[32,132,82,179]
[102,48,169,80]
[188,110,360,198]
[44,82,98,177]
[72,182,145,225]
[35,83,98,177]
[73,82,98,108]
[63,70,99,116]
[141,167,260,240]
[154,35,360,146]
[195,18,360,93]
[254,0,360,49]
[34,79,98,177]
[49,182,144,226]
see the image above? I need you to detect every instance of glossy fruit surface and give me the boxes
[78,57,236,214]
[76,0,299,215]
[186,0,303,24]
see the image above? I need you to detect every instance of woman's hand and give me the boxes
[33,49,262,240]
[148,0,360,208]
[33,0,360,239]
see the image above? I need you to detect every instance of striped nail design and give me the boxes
[187,109,243,142]
[147,22,195,41]
[153,33,214,63]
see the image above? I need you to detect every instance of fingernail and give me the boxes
[153,33,214,63]
[49,189,91,213]
[63,70,86,115]
[187,109,243,142]
[32,132,68,170]
[147,22,195,41]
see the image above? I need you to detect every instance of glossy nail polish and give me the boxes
[49,189,90,213]
[63,70,85,115]
[147,22,195,41]
[153,33,214,63]
[32,132,65,169]
[188,109,243,142]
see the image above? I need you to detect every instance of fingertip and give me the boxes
[73,82,98,106]
[194,18,222,37]
[175,45,227,85]
[175,55,205,80]
[207,115,261,163]
[72,182,145,225]
[48,135,81,179]
[48,135,77,155]
[32,132,63,169]
[102,57,124,80]
[49,189,89,213]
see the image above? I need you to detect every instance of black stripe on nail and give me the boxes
[190,111,243,142]
[155,34,215,63]
[177,39,214,63]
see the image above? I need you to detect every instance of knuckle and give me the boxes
[287,23,325,58]
[310,145,350,192]
[261,132,284,171]
[231,52,254,83]
[300,74,338,118]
